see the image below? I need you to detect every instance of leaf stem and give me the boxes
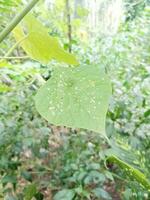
[0,0,39,43]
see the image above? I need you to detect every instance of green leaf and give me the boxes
[5,194,17,200]
[123,189,133,200]
[77,6,89,17]
[21,170,32,182]
[84,171,105,184]
[92,188,112,200]
[53,189,75,200]
[105,171,114,181]
[1,175,17,184]
[24,184,37,200]
[34,192,44,200]
[0,61,9,68]
[107,156,150,190]
[35,65,111,135]
[144,109,150,117]
[74,186,90,198]
[13,15,78,65]
[0,84,11,92]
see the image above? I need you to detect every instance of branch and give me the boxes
[65,0,72,53]
[0,0,39,43]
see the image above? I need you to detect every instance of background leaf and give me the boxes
[92,188,112,200]
[53,189,75,200]
[24,184,37,200]
[13,15,78,65]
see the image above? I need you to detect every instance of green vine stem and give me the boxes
[0,0,39,43]
[107,155,150,191]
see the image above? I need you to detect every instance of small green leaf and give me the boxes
[105,171,114,181]
[53,189,75,200]
[5,194,17,200]
[77,6,89,17]
[0,61,9,68]
[24,184,37,200]
[144,109,150,117]
[35,65,111,135]
[87,163,100,170]
[84,171,105,184]
[75,186,90,198]
[13,15,78,65]
[92,188,112,200]
[1,175,17,184]
[123,189,133,200]
[34,192,44,200]
[0,84,11,92]
[21,170,32,182]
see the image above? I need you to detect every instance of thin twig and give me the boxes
[65,0,72,53]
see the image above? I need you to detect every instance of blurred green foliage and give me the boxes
[0,0,150,199]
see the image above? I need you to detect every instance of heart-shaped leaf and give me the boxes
[35,65,111,135]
